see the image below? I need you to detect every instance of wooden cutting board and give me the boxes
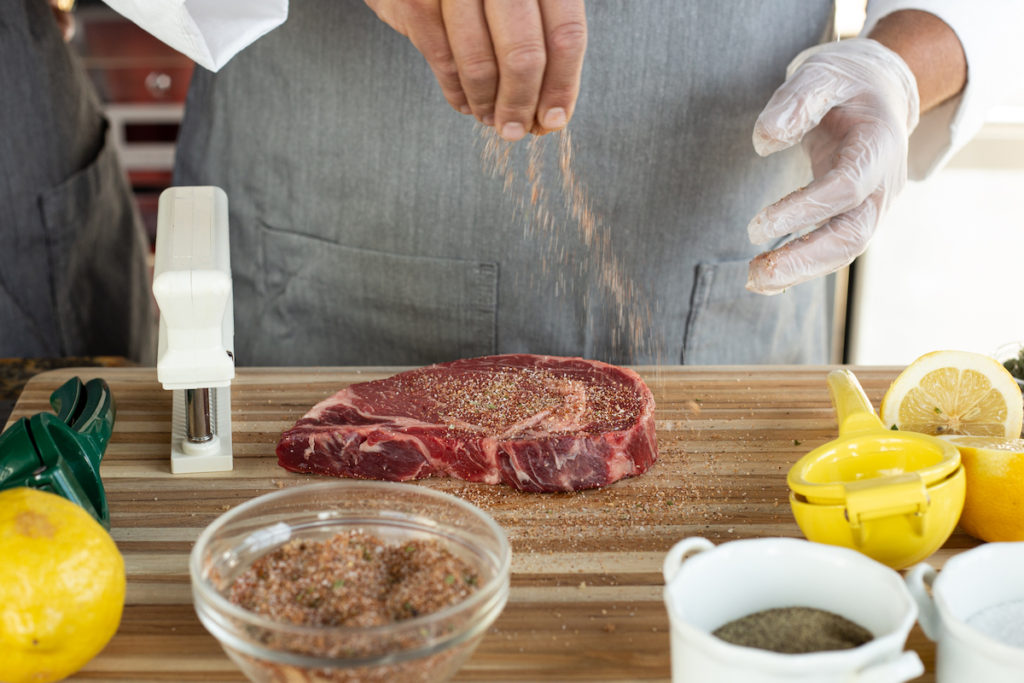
[7,365,980,682]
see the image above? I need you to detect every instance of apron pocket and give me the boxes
[0,280,55,356]
[39,124,153,359]
[254,225,498,366]
[682,259,828,364]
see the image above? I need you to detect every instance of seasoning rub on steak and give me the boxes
[276,354,658,492]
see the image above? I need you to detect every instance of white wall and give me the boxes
[848,121,1024,365]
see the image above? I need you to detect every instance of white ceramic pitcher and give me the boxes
[662,537,923,683]
[905,542,1024,682]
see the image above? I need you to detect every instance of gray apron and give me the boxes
[0,0,154,361]
[175,0,835,366]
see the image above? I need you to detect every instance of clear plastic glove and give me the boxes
[746,38,920,295]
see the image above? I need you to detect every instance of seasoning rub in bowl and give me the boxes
[190,481,511,683]
[228,530,481,628]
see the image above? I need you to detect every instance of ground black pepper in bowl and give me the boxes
[712,607,874,654]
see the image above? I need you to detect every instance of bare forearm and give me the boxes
[868,9,966,113]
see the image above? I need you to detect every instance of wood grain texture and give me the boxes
[7,365,980,682]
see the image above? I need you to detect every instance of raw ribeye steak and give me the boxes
[276,354,658,492]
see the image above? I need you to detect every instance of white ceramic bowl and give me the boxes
[662,537,923,683]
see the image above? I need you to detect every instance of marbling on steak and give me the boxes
[275,354,658,492]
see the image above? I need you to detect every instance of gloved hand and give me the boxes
[746,38,920,295]
[365,0,587,142]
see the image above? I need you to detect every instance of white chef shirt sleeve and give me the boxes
[863,0,1024,179]
[101,0,288,73]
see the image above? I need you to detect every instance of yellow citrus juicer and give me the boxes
[788,369,965,569]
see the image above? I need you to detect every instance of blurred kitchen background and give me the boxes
[72,0,1024,367]
[73,0,191,244]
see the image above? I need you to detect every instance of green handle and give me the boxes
[51,377,115,453]
[828,369,887,436]
[48,377,115,478]
[0,377,115,527]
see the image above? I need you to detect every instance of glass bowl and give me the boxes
[189,480,511,683]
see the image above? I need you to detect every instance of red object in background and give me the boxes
[74,7,193,104]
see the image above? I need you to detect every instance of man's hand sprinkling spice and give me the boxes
[364,0,587,142]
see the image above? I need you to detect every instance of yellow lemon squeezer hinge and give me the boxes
[842,472,931,545]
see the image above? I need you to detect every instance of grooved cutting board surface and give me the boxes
[8,365,976,682]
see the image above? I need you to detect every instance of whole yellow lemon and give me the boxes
[0,487,125,683]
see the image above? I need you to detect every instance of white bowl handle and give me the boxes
[905,562,940,641]
[662,537,714,584]
[854,650,924,683]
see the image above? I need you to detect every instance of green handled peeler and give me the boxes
[0,377,115,528]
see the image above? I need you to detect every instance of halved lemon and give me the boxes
[941,436,1024,542]
[880,350,1024,438]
